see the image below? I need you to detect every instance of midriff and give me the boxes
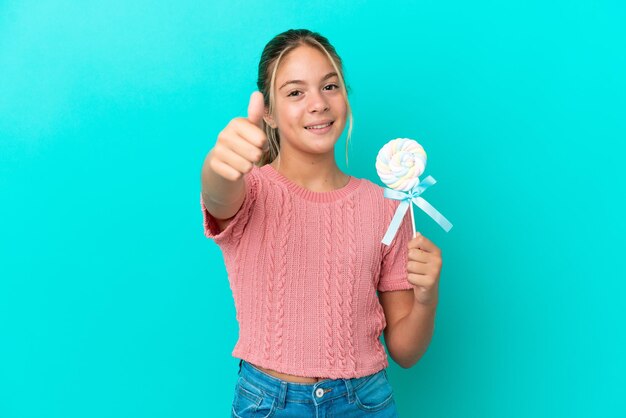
[250,362,326,383]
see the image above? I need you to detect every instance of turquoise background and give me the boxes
[1,0,625,417]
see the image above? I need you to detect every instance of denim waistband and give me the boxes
[237,359,386,408]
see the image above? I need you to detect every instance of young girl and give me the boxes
[200,29,442,417]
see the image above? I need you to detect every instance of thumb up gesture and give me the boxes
[209,91,270,181]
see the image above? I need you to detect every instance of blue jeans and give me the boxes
[231,359,399,417]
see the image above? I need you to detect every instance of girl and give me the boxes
[200,29,442,417]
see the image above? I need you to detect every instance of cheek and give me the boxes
[334,104,348,125]
[332,96,347,115]
[282,107,305,129]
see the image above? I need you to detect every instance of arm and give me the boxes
[201,90,268,221]
[200,148,246,220]
[380,290,437,369]
[379,232,442,368]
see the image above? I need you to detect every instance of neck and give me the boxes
[270,153,349,193]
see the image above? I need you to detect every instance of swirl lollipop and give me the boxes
[376,138,427,191]
[376,138,453,245]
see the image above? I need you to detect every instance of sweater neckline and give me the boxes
[259,164,361,203]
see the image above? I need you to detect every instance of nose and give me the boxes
[308,90,330,113]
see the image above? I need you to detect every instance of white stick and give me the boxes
[410,203,417,238]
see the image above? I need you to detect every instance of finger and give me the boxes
[407,261,428,276]
[210,158,243,182]
[261,136,270,152]
[408,248,429,263]
[408,233,439,253]
[226,134,264,164]
[233,118,267,150]
[247,91,265,129]
[408,273,437,289]
[216,145,255,175]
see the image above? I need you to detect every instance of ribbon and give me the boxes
[381,175,453,245]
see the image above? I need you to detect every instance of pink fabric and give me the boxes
[200,163,414,379]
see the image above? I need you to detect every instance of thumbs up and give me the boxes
[207,91,271,182]
[247,91,265,129]
[248,91,269,152]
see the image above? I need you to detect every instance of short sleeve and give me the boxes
[200,166,260,246]
[377,200,415,292]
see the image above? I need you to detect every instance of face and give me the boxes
[266,45,347,159]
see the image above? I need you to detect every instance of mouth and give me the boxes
[304,120,334,131]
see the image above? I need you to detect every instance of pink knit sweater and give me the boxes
[200,163,414,379]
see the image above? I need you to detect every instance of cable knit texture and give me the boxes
[200,164,415,379]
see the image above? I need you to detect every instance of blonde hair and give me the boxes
[256,29,353,169]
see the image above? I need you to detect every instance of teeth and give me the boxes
[306,122,331,129]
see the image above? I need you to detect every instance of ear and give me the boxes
[263,111,277,129]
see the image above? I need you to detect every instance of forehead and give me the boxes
[275,45,336,80]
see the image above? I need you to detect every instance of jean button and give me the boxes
[315,388,325,398]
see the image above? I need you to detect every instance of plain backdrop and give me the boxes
[1,1,625,417]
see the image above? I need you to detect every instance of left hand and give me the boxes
[407,232,442,306]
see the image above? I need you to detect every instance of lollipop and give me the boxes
[376,138,427,191]
[376,138,453,245]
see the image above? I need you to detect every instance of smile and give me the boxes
[305,121,334,130]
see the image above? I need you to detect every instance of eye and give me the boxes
[287,90,302,97]
[324,83,339,91]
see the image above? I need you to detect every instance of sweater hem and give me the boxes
[232,347,389,379]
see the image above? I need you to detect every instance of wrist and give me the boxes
[412,285,439,309]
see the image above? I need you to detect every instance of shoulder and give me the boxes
[351,175,396,208]
[351,175,380,194]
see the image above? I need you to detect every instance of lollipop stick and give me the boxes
[410,203,417,238]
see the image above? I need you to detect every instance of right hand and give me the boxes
[209,91,269,181]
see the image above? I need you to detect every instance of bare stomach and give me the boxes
[250,362,327,383]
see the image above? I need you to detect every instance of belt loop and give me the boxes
[238,359,243,374]
[344,378,355,403]
[276,381,288,409]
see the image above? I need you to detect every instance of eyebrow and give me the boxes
[279,72,338,90]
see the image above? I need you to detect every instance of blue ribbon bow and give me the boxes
[381,175,453,245]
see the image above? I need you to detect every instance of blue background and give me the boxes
[1,1,625,417]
